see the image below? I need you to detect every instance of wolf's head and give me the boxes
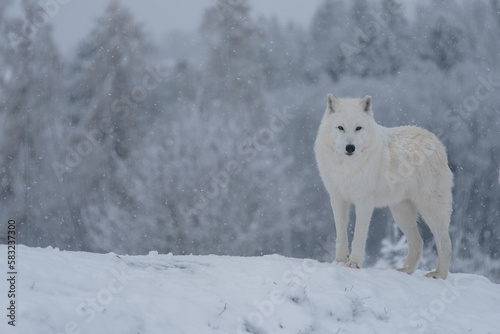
[320,94,376,157]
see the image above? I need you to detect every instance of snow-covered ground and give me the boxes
[1,245,499,334]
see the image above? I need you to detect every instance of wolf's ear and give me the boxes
[360,95,372,113]
[327,94,339,114]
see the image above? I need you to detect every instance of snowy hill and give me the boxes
[1,246,499,334]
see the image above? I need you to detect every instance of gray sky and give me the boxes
[49,0,323,56]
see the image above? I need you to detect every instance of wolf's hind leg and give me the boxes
[418,200,452,279]
[390,200,422,275]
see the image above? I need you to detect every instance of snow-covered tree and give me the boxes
[259,18,310,89]
[66,1,155,251]
[309,0,349,82]
[199,0,265,117]
[0,0,63,246]
[415,0,465,72]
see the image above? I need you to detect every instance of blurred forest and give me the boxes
[0,0,499,281]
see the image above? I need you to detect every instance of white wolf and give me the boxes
[314,94,453,279]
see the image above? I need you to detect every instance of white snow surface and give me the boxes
[1,245,500,334]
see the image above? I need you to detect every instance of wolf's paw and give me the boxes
[346,260,360,269]
[425,270,447,279]
[396,267,413,275]
[334,256,348,264]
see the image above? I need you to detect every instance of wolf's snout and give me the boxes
[345,144,356,155]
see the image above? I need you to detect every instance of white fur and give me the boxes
[314,94,453,279]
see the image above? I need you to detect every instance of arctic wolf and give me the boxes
[314,95,453,279]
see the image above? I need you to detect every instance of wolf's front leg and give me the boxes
[347,202,374,268]
[331,197,350,263]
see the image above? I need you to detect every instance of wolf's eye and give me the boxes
[338,126,344,131]
[355,126,362,131]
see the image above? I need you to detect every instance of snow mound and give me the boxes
[1,246,499,334]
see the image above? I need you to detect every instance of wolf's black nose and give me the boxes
[346,145,355,155]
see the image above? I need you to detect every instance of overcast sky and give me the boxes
[49,0,323,56]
